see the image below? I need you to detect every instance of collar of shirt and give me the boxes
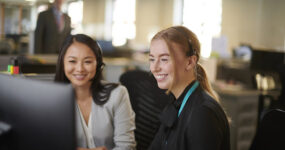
[52,6,63,19]
[171,80,198,110]
[159,80,197,128]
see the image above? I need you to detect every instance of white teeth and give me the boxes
[75,75,85,77]
[156,74,166,79]
[74,74,86,80]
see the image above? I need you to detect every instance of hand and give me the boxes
[77,146,108,150]
[92,146,108,150]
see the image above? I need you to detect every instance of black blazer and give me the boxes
[34,8,71,54]
[148,82,230,150]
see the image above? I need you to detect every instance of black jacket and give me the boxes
[148,82,230,150]
[34,8,71,54]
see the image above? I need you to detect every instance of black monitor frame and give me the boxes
[0,74,76,150]
[250,48,285,73]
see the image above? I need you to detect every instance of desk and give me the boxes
[215,87,259,150]
[103,57,149,82]
[0,55,150,82]
[256,90,281,128]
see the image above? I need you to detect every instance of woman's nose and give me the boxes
[75,62,84,72]
[150,60,160,72]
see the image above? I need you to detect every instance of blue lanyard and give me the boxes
[178,81,199,117]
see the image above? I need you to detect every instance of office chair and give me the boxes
[119,70,171,150]
[250,109,285,150]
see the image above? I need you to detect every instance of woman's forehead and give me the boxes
[150,39,169,52]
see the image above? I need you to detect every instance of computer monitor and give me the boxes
[250,48,285,73]
[0,74,76,150]
[250,48,285,92]
[96,40,114,53]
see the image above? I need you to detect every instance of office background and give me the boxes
[1,0,285,54]
[0,0,285,150]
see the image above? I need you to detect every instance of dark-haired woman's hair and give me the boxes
[151,26,219,102]
[54,34,118,105]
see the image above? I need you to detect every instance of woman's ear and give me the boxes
[185,55,197,71]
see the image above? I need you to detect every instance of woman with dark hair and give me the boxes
[54,34,136,150]
[148,26,230,150]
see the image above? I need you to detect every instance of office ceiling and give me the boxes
[0,0,82,5]
[1,0,51,2]
[0,0,51,5]
[0,0,77,4]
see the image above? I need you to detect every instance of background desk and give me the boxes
[216,88,259,150]
[0,55,149,82]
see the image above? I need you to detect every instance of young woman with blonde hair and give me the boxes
[148,26,230,150]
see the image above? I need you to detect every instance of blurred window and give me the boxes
[112,0,136,46]
[67,0,83,34]
[183,0,222,58]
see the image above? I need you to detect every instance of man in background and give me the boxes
[34,0,71,54]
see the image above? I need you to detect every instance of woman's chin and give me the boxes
[157,83,169,90]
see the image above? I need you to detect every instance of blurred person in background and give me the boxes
[34,0,71,54]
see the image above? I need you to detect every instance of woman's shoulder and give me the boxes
[110,85,128,97]
[100,81,129,104]
[192,89,229,125]
[196,89,220,109]
[100,80,125,90]
[101,81,127,94]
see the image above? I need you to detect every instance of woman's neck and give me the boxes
[75,86,92,102]
[172,77,196,99]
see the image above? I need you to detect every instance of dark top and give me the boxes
[34,7,71,54]
[148,81,230,150]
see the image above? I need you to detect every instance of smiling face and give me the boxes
[149,39,191,93]
[64,41,97,89]
[149,39,173,90]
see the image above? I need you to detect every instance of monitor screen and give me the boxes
[0,74,76,150]
[96,40,114,53]
[250,49,285,73]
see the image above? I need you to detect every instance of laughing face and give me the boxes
[64,41,97,89]
[149,39,190,92]
[149,39,173,89]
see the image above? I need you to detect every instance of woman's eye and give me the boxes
[161,58,168,62]
[85,60,92,64]
[149,58,155,62]
[68,60,76,63]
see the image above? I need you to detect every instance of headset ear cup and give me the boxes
[95,63,104,79]
[100,63,105,71]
